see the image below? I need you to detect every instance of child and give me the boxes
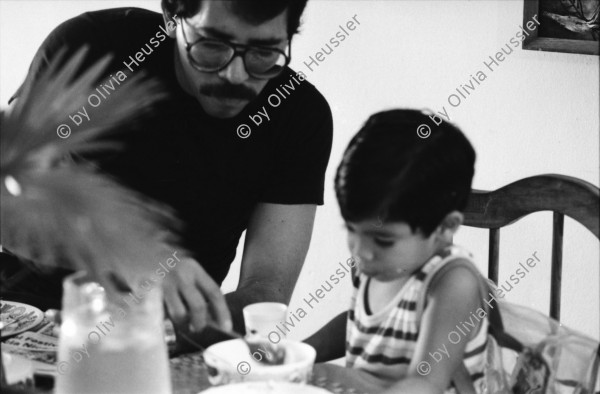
[306,109,489,394]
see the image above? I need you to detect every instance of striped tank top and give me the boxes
[345,245,489,392]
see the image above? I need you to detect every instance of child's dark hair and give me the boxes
[335,109,476,236]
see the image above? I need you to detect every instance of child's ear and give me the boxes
[435,211,464,242]
[162,12,178,39]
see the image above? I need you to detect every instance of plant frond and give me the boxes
[1,44,183,295]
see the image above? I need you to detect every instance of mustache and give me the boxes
[199,82,257,101]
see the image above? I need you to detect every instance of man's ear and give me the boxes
[162,11,178,39]
[435,211,464,243]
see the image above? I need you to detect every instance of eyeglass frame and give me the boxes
[178,16,292,80]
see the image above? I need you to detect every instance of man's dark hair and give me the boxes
[161,0,309,38]
[335,109,476,236]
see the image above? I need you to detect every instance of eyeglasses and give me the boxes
[179,17,291,80]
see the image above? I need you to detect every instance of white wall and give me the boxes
[2,0,598,340]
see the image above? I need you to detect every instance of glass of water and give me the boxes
[55,271,171,394]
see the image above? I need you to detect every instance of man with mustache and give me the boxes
[6,0,332,349]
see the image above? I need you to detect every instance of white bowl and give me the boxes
[200,381,332,393]
[203,339,316,386]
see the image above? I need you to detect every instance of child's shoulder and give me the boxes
[419,244,476,278]
[417,246,484,315]
[428,245,481,288]
[418,258,484,333]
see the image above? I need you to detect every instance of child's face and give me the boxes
[345,219,439,282]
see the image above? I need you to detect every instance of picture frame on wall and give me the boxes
[523,0,599,55]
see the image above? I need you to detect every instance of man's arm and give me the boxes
[226,202,316,333]
[304,311,348,362]
[167,202,316,353]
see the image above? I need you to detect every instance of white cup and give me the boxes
[243,302,287,338]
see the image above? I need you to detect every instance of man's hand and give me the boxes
[162,255,232,333]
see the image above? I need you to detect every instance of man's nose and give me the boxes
[218,55,250,84]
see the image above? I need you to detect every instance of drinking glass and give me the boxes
[55,272,171,394]
[243,302,288,340]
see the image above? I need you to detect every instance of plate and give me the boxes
[0,300,44,338]
[200,382,332,394]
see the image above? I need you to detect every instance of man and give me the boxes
[5,0,333,346]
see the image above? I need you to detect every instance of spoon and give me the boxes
[244,335,286,366]
[205,324,286,366]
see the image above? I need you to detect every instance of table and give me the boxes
[1,349,383,393]
[170,353,383,394]
[1,306,384,393]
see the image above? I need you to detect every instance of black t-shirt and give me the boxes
[10,7,333,285]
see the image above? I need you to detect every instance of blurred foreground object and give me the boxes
[55,272,172,394]
[0,46,181,295]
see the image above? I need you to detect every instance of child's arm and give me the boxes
[382,263,483,394]
[303,311,348,362]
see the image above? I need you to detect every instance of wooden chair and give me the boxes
[462,174,599,323]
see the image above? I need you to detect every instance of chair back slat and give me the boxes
[550,212,564,320]
[463,174,599,335]
[488,228,500,283]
